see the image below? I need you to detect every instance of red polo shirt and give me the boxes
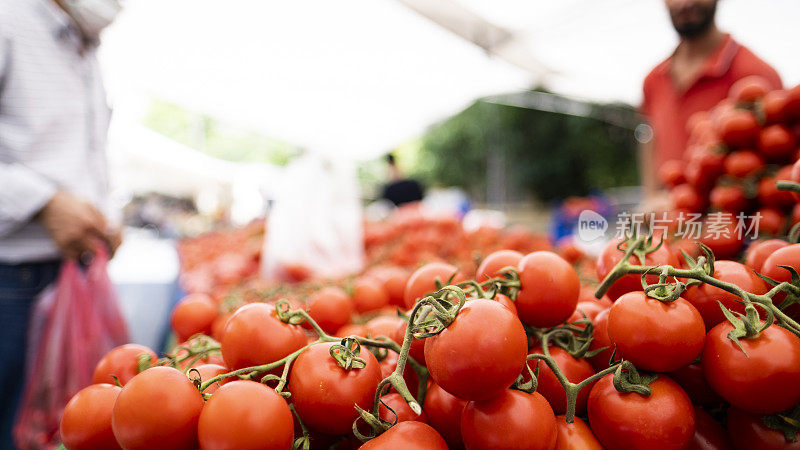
[642,34,782,168]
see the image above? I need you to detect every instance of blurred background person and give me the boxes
[0,0,122,446]
[638,0,781,211]
[381,153,424,207]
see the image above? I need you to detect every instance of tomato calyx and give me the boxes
[720,302,774,354]
[289,403,312,450]
[611,361,657,396]
[762,404,800,443]
[159,334,221,372]
[641,266,690,303]
[330,337,368,370]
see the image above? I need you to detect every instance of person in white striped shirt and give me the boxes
[0,0,122,447]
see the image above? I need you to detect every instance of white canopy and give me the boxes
[99,0,800,161]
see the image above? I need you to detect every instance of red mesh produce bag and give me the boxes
[14,247,128,449]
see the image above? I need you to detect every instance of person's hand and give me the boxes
[36,191,110,260]
[106,227,123,257]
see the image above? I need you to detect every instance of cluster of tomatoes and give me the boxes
[661,77,800,242]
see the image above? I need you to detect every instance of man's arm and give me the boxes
[0,36,114,259]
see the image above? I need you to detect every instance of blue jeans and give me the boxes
[0,261,60,450]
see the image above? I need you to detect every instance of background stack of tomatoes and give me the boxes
[662,78,800,242]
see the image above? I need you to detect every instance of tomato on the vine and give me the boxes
[360,422,449,450]
[671,184,706,213]
[170,293,218,342]
[424,381,468,450]
[659,159,686,188]
[729,75,771,103]
[596,239,679,301]
[60,383,122,450]
[587,308,614,371]
[404,262,466,309]
[188,363,230,395]
[197,380,294,450]
[607,292,705,372]
[710,185,748,213]
[759,124,797,162]
[460,390,557,450]
[703,321,800,414]
[424,299,527,401]
[554,415,603,450]
[352,277,390,313]
[515,251,580,327]
[112,366,204,450]
[723,149,765,178]
[727,407,800,450]
[527,346,595,415]
[690,406,733,450]
[287,341,382,435]
[307,286,354,334]
[220,303,307,370]
[745,239,789,272]
[475,249,523,280]
[587,374,695,450]
[667,362,724,407]
[763,89,791,124]
[683,260,767,329]
[92,344,157,386]
[379,392,427,424]
[716,108,760,149]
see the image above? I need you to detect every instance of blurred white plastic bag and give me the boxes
[262,152,364,280]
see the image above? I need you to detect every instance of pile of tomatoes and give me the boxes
[661,77,800,240]
[59,215,800,449]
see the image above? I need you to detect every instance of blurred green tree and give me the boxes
[412,92,640,203]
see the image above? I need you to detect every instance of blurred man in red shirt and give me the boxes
[639,0,781,208]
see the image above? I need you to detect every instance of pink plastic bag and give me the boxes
[14,248,129,450]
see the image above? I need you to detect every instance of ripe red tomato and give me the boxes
[587,309,614,371]
[745,238,789,272]
[716,108,760,149]
[424,299,527,401]
[92,344,157,386]
[60,384,122,450]
[759,124,797,162]
[659,159,687,188]
[360,422,449,450]
[307,286,354,334]
[210,311,232,341]
[369,266,410,307]
[460,390,557,450]
[526,346,595,415]
[690,406,733,450]
[475,249,523,280]
[607,292,705,372]
[587,374,695,450]
[568,301,606,323]
[404,262,467,309]
[671,184,706,213]
[188,363,230,395]
[170,293,218,342]
[287,342,382,435]
[424,381,468,449]
[727,407,800,450]
[220,303,307,370]
[699,215,744,260]
[762,89,791,124]
[112,366,204,450]
[758,166,795,208]
[787,84,800,121]
[709,185,748,212]
[703,321,800,414]
[352,277,391,313]
[554,415,603,450]
[493,293,518,315]
[379,393,427,424]
[683,260,767,329]
[761,243,800,285]
[596,238,679,301]
[364,315,405,338]
[723,149,764,178]
[755,207,786,236]
[729,75,771,103]
[516,251,579,327]
[667,363,724,407]
[197,380,293,450]
[791,158,800,201]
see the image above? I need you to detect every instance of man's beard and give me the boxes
[671,2,717,39]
